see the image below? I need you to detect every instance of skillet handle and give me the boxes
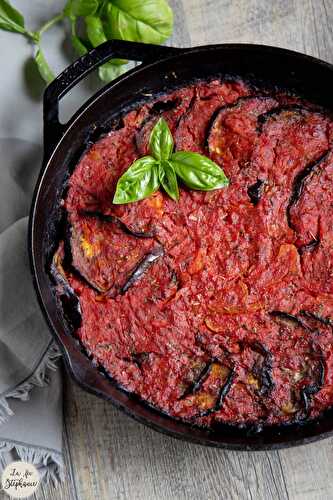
[43,40,183,159]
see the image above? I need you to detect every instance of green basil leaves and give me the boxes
[105,0,173,45]
[159,161,179,201]
[172,151,229,191]
[35,48,55,84]
[113,156,160,204]
[0,0,173,85]
[64,0,98,17]
[149,116,174,160]
[0,0,26,34]
[113,118,229,204]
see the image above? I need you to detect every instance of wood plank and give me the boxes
[294,0,333,62]
[64,380,290,500]
[279,440,333,500]
[181,0,299,49]
[168,0,192,48]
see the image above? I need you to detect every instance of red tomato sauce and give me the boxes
[53,79,333,427]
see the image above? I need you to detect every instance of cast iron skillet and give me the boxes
[29,40,333,450]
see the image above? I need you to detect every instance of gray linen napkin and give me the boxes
[0,138,63,485]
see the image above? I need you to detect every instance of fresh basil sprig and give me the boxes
[104,0,173,45]
[113,118,229,204]
[0,0,173,85]
[171,151,230,191]
[113,156,160,204]
[0,0,27,35]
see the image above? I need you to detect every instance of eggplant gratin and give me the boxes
[52,78,333,427]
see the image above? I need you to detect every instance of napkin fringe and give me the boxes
[0,441,64,485]
[0,343,61,424]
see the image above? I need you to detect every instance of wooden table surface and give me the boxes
[34,1,333,499]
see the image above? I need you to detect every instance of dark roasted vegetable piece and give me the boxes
[279,340,325,420]
[300,310,333,327]
[80,210,155,238]
[51,219,108,296]
[207,96,279,176]
[298,239,320,254]
[243,341,274,396]
[50,242,82,330]
[135,91,194,156]
[150,98,181,114]
[286,150,330,230]
[121,246,164,293]
[257,104,307,131]
[174,80,248,155]
[215,369,235,409]
[179,361,211,399]
[131,352,151,367]
[50,241,69,288]
[299,354,325,419]
[70,212,160,295]
[180,359,234,418]
[270,311,323,418]
[247,179,265,205]
[270,310,311,331]
[197,368,235,418]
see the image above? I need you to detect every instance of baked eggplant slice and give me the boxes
[178,358,210,399]
[80,210,155,238]
[289,150,333,240]
[207,96,278,177]
[175,80,249,156]
[284,350,325,420]
[287,150,331,235]
[70,213,161,296]
[193,364,235,418]
[298,239,320,254]
[300,310,333,328]
[257,104,307,130]
[252,106,330,184]
[179,359,234,418]
[270,311,325,420]
[287,151,333,294]
[270,310,311,332]
[121,247,164,293]
[50,241,82,330]
[135,88,195,155]
[241,341,274,397]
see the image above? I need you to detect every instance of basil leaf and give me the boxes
[35,48,55,84]
[108,57,128,65]
[85,14,107,46]
[113,156,160,204]
[64,0,98,17]
[105,0,173,45]
[70,17,92,56]
[98,61,127,82]
[85,14,127,72]
[71,35,89,56]
[159,161,179,201]
[0,0,26,34]
[98,0,109,16]
[149,117,174,161]
[171,151,229,191]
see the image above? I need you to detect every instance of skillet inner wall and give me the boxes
[32,46,333,448]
